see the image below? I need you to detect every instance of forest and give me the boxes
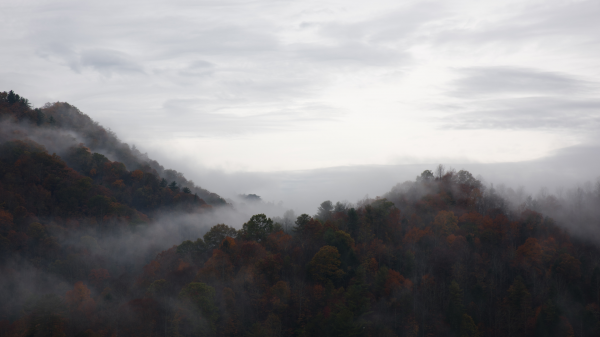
[1,90,600,337]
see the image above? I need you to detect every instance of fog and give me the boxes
[157,143,600,217]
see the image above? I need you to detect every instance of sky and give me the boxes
[2,0,600,213]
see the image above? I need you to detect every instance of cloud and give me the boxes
[434,0,600,48]
[438,65,600,130]
[451,67,592,97]
[441,97,600,130]
[79,49,143,75]
[3,0,600,173]
[157,99,342,135]
[37,45,143,76]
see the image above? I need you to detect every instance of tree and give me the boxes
[514,238,543,275]
[460,314,480,337]
[239,214,274,242]
[131,169,144,180]
[347,208,359,236]
[160,178,168,187]
[454,170,481,189]
[506,276,531,336]
[435,164,446,180]
[282,209,296,232]
[179,282,219,335]
[65,282,95,318]
[182,187,191,194]
[204,224,237,249]
[293,214,312,234]
[447,281,464,331]
[316,200,334,221]
[88,195,112,218]
[178,237,208,254]
[433,210,459,236]
[308,245,345,284]
[6,90,17,105]
[168,181,179,192]
[416,170,434,182]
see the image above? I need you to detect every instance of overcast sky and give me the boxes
[2,0,600,211]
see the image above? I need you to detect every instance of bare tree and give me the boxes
[435,164,445,180]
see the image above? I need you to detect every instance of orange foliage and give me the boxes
[111,179,125,188]
[266,231,292,252]
[238,241,268,265]
[384,270,412,296]
[403,227,431,246]
[514,238,544,274]
[367,257,379,274]
[408,214,424,228]
[131,170,144,180]
[219,236,237,252]
[367,239,387,262]
[432,210,459,235]
[65,282,96,317]
[177,260,191,272]
[201,249,234,281]
[140,260,161,285]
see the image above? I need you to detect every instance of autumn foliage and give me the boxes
[0,91,599,337]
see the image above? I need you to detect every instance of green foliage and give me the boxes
[293,213,312,234]
[460,314,480,337]
[177,237,207,254]
[447,280,464,331]
[417,170,434,182]
[239,214,274,242]
[88,195,113,217]
[203,224,238,248]
[148,279,167,297]
[347,208,359,236]
[316,200,333,221]
[168,181,179,192]
[178,282,219,334]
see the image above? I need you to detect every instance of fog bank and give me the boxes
[160,144,600,216]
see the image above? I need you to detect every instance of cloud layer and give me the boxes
[1,0,599,173]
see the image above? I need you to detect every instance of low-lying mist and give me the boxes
[157,142,600,219]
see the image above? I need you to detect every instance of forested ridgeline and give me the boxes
[1,90,600,337]
[0,90,226,206]
[1,168,599,336]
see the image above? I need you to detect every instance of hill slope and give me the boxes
[0,91,599,337]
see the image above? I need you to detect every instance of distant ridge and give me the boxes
[0,90,226,208]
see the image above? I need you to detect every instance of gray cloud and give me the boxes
[155,100,342,136]
[439,65,600,130]
[451,67,592,97]
[3,0,600,178]
[441,96,600,130]
[79,49,143,75]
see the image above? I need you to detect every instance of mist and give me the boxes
[159,142,600,216]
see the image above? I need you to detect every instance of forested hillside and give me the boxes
[0,91,599,337]
[0,90,226,207]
